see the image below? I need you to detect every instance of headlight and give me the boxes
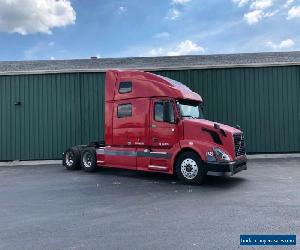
[213,148,231,162]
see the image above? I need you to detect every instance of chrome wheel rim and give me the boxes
[181,158,198,180]
[83,152,93,168]
[65,152,74,166]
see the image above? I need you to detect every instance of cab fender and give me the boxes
[171,140,216,170]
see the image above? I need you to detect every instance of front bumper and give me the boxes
[206,158,247,175]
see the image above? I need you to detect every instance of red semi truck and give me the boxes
[63,70,247,184]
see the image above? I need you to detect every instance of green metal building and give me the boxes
[1,51,300,161]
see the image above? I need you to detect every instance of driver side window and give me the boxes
[154,102,164,122]
[154,101,175,123]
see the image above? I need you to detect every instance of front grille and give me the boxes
[233,133,246,157]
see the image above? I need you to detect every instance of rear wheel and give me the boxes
[81,147,97,172]
[62,146,83,170]
[175,151,206,185]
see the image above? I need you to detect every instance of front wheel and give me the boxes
[175,151,206,185]
[81,147,97,172]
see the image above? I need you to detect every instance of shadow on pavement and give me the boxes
[87,167,247,189]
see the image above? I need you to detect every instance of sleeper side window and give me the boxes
[117,103,132,118]
[119,81,132,94]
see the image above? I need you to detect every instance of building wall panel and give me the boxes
[0,72,106,160]
[154,66,300,153]
[0,66,299,160]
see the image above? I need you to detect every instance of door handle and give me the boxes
[153,138,158,142]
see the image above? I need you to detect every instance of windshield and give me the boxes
[177,100,204,119]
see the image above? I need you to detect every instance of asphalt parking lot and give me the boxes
[0,158,299,250]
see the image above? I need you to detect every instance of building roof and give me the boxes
[1,51,300,75]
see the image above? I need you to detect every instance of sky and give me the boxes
[0,0,299,61]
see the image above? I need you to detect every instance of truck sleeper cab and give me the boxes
[63,70,247,185]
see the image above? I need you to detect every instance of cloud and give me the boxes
[233,0,273,9]
[118,6,127,14]
[284,0,294,8]
[0,0,76,35]
[154,32,170,38]
[233,0,250,7]
[250,0,273,10]
[165,8,181,20]
[267,38,295,49]
[287,6,300,19]
[234,0,277,24]
[244,10,264,24]
[243,2,277,25]
[145,40,205,57]
[166,0,191,21]
[148,48,164,57]
[171,0,192,5]
[264,10,278,17]
[168,40,205,56]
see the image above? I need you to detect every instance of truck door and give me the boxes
[150,99,178,149]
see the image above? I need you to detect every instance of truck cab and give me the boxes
[63,70,247,185]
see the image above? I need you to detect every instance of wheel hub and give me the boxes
[83,152,92,168]
[186,165,193,172]
[181,158,198,180]
[65,152,74,166]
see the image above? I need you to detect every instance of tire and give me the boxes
[62,146,83,170]
[175,151,206,185]
[81,147,97,172]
